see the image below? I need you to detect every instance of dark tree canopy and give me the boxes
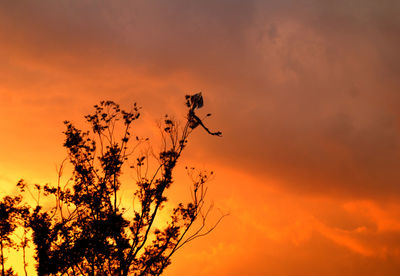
[0,93,224,276]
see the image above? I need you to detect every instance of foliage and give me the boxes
[2,93,223,275]
[0,194,29,276]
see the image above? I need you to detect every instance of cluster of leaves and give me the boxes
[0,194,30,276]
[0,94,223,275]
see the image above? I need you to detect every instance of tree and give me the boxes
[0,194,29,276]
[12,93,223,275]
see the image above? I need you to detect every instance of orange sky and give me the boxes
[1,1,400,275]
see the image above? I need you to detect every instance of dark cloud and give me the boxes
[1,0,400,200]
[2,1,400,275]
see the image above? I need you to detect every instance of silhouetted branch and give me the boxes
[2,93,224,276]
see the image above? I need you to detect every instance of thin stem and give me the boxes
[1,240,5,276]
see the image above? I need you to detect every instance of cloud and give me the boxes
[1,2,400,273]
[165,170,400,275]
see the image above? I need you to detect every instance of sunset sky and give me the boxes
[1,0,400,275]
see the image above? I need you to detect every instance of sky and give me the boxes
[1,0,400,275]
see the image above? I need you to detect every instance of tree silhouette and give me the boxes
[5,93,223,275]
[0,194,29,276]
